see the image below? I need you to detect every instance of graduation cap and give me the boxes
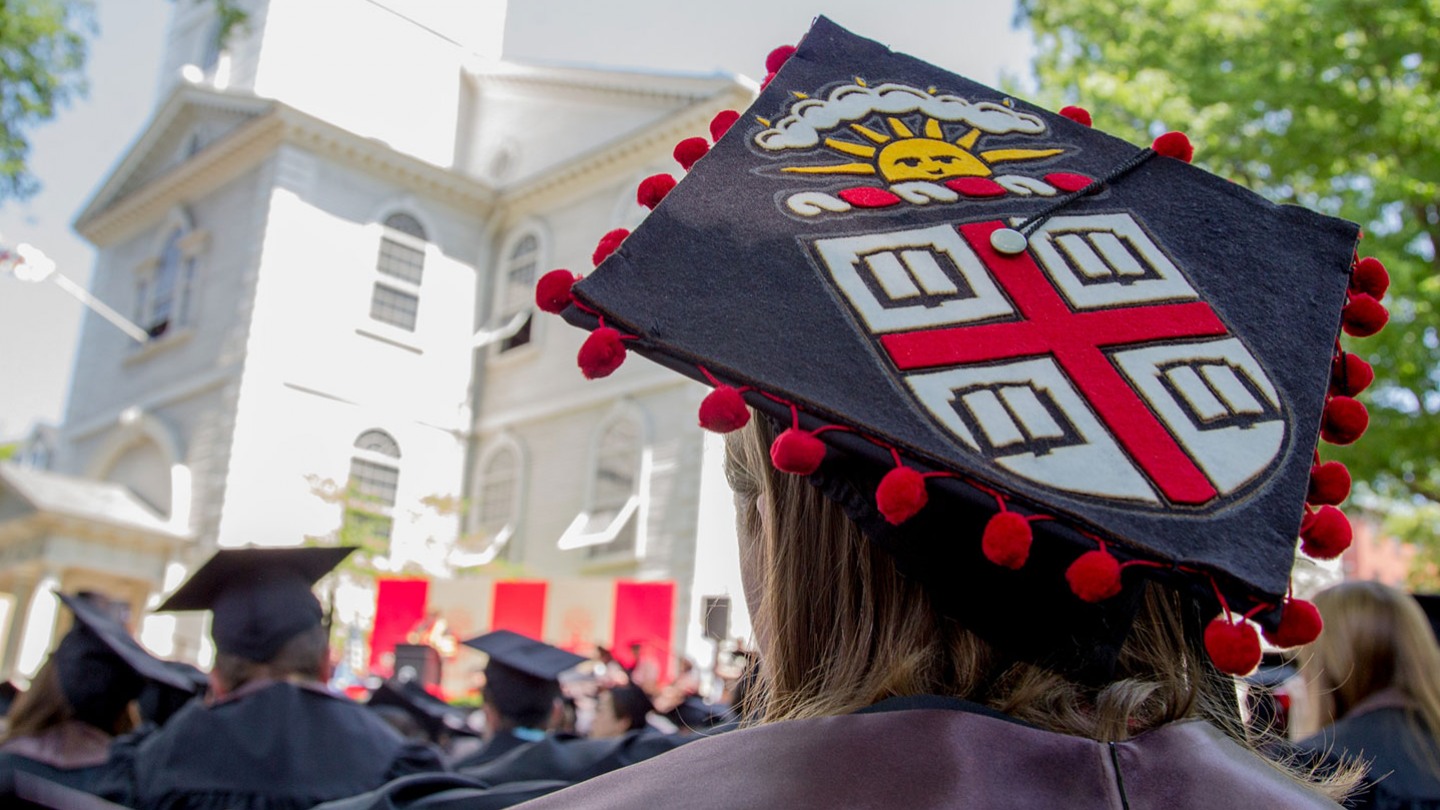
[51,592,199,729]
[157,546,355,662]
[539,17,1388,678]
[366,679,479,742]
[463,631,587,725]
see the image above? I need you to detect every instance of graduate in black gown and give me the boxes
[95,547,445,809]
[450,631,586,770]
[0,591,202,798]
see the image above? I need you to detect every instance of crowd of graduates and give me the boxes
[0,548,751,809]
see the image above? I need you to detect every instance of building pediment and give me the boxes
[0,462,187,542]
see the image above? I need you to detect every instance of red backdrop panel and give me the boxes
[612,580,676,684]
[491,580,548,640]
[370,578,429,675]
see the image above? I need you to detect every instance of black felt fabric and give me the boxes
[563,17,1358,638]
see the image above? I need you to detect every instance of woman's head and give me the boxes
[724,416,1234,741]
[2,656,137,743]
[591,684,652,738]
[1302,581,1440,729]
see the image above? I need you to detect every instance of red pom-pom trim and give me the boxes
[982,512,1033,570]
[698,386,749,434]
[1320,396,1368,445]
[638,173,677,210]
[761,71,776,90]
[876,466,927,525]
[765,45,797,74]
[1352,257,1389,299]
[1066,550,1122,603]
[535,269,580,314]
[1342,293,1388,337]
[710,110,740,142]
[1059,105,1092,127]
[1330,353,1374,397]
[1307,460,1351,506]
[592,228,630,266]
[577,327,627,380]
[770,429,826,475]
[1263,599,1323,648]
[1152,131,1194,163]
[1204,617,1262,675]
[1301,505,1352,559]
[674,137,710,171]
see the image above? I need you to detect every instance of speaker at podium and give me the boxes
[393,644,442,687]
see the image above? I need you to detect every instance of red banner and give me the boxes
[370,578,429,674]
[491,580,548,640]
[612,580,675,684]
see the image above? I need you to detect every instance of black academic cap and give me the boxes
[0,681,19,715]
[366,679,478,741]
[463,631,587,724]
[547,17,1383,678]
[157,546,354,662]
[1411,593,1440,645]
[52,592,198,729]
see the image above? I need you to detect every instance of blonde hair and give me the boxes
[724,417,1356,798]
[1301,581,1440,775]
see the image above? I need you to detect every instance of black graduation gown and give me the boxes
[0,719,115,797]
[95,680,445,810]
[1301,691,1440,810]
[449,731,533,770]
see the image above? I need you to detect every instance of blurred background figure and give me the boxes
[590,685,653,739]
[451,630,587,769]
[0,591,201,795]
[1298,581,1440,809]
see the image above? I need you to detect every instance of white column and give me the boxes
[0,574,37,679]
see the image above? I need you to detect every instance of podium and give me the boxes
[393,644,442,687]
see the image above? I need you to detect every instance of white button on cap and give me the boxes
[990,228,1028,255]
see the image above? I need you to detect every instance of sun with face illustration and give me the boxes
[776,113,1064,185]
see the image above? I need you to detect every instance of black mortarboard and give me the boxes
[1411,593,1440,644]
[541,18,1386,678]
[156,546,354,662]
[0,681,19,716]
[462,631,587,726]
[366,679,478,741]
[52,592,199,728]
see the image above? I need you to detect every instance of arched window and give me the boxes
[138,226,199,340]
[497,232,541,353]
[370,213,427,331]
[346,429,402,545]
[581,416,643,558]
[463,444,522,561]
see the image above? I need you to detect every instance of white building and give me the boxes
[0,0,754,684]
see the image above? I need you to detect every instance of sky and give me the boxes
[0,0,1034,442]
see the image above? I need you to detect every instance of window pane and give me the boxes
[349,457,399,506]
[371,284,419,331]
[478,450,518,537]
[384,213,426,241]
[585,419,640,557]
[377,237,425,285]
[148,230,183,335]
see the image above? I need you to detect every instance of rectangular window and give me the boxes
[370,284,419,331]
[377,237,425,285]
[349,458,399,506]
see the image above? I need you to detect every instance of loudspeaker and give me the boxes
[393,644,442,687]
[702,596,731,643]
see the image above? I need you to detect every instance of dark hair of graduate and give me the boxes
[605,684,653,732]
[2,657,136,742]
[212,623,329,692]
[723,416,1358,800]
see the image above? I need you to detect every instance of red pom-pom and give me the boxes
[674,137,710,171]
[761,71,776,89]
[982,512,1033,570]
[1152,131,1194,162]
[770,429,826,475]
[1301,505,1352,559]
[709,110,740,142]
[765,45,796,74]
[1307,461,1351,506]
[1321,396,1368,445]
[577,327,626,380]
[1352,257,1389,299]
[698,386,749,433]
[592,228,630,266]
[535,269,579,314]
[1204,617,1262,675]
[876,466,927,525]
[1330,353,1374,397]
[1263,599,1324,649]
[1066,550,1123,603]
[1058,105,1092,127]
[637,173,677,210]
[1342,293,1388,337]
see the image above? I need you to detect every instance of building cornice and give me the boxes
[77,92,498,247]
